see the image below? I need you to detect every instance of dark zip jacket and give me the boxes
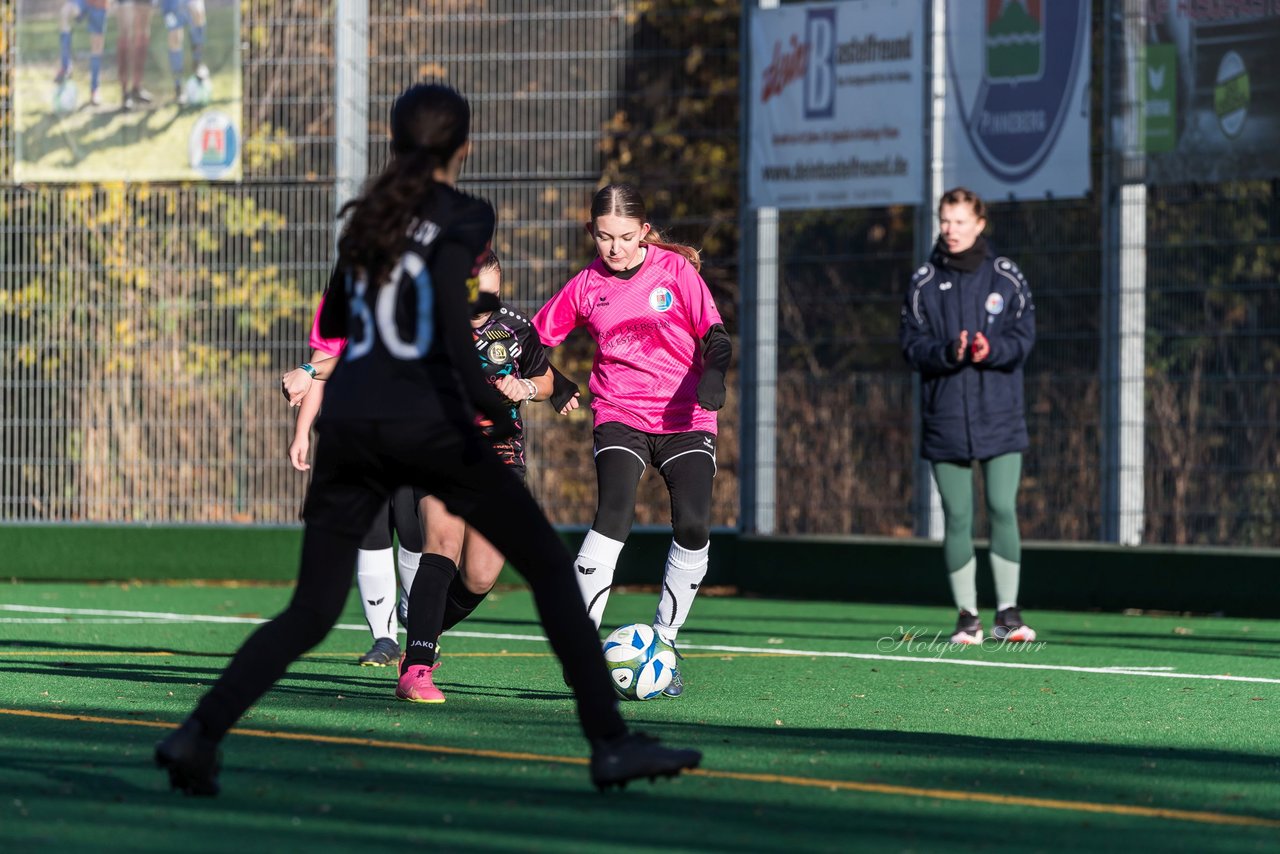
[899,239,1035,462]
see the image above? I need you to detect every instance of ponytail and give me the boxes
[641,228,702,272]
[337,148,442,288]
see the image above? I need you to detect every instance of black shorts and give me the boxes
[592,422,717,475]
[304,418,525,539]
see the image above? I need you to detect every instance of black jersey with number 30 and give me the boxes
[316,186,505,430]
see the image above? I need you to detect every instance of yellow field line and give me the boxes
[2,707,1277,829]
[0,651,174,657]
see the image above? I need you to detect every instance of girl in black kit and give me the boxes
[396,250,560,703]
[155,83,700,793]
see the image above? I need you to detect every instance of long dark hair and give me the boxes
[337,83,471,287]
[591,183,702,271]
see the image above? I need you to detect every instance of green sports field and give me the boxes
[2,583,1278,852]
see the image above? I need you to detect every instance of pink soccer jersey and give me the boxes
[533,245,722,434]
[307,294,345,358]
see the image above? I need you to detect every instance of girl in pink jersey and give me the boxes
[533,183,732,698]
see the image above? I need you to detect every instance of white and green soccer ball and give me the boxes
[183,74,214,107]
[52,80,79,115]
[602,623,676,701]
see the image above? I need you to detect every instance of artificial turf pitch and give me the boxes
[1,582,1278,852]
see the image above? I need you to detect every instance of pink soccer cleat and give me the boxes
[396,663,445,703]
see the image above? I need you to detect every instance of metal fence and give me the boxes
[1,1,1276,546]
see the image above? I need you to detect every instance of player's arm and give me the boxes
[281,353,338,406]
[900,280,965,375]
[696,323,731,411]
[976,264,1036,370]
[496,323,556,404]
[288,379,324,472]
[547,364,582,413]
[494,369,551,404]
[434,241,516,435]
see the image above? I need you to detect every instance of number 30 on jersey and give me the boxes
[343,250,435,361]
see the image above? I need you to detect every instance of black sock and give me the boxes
[403,553,457,672]
[440,572,490,634]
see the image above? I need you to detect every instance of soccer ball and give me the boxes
[183,74,213,107]
[52,80,79,115]
[602,623,676,701]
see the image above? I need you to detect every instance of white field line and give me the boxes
[3,603,1279,686]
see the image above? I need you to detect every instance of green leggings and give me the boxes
[932,453,1022,572]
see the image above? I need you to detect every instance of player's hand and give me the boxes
[557,392,580,416]
[696,367,726,411]
[494,374,532,404]
[288,434,311,471]
[970,331,991,363]
[947,330,970,365]
[549,368,580,413]
[281,369,313,407]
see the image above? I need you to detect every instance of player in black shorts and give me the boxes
[154,82,700,794]
[396,250,567,702]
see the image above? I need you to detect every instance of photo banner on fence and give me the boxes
[13,0,242,182]
[747,0,924,211]
[1139,4,1280,184]
[943,0,1090,200]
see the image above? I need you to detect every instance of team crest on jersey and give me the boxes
[649,287,674,312]
[486,341,511,364]
[985,293,1005,315]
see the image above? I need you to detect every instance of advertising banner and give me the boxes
[14,0,242,182]
[944,0,1091,200]
[1140,1,1280,184]
[748,0,925,210]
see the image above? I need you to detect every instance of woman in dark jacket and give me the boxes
[900,187,1036,645]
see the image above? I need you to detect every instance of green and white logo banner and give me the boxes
[1138,4,1280,183]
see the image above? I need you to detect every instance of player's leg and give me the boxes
[354,499,400,665]
[437,462,523,636]
[186,0,208,77]
[396,495,465,702]
[933,460,981,643]
[86,24,105,106]
[650,432,716,697]
[56,1,80,83]
[441,523,504,631]
[983,452,1034,641]
[576,423,647,629]
[156,421,390,795]
[163,0,187,101]
[389,484,423,629]
[391,423,698,786]
[457,464,700,787]
[129,1,153,101]
[116,2,145,107]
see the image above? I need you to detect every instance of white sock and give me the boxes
[991,553,1021,612]
[948,556,979,616]
[396,548,421,625]
[653,540,709,645]
[575,529,625,630]
[356,547,397,641]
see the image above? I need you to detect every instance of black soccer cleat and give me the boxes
[590,731,701,792]
[155,718,222,796]
[358,636,401,666]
